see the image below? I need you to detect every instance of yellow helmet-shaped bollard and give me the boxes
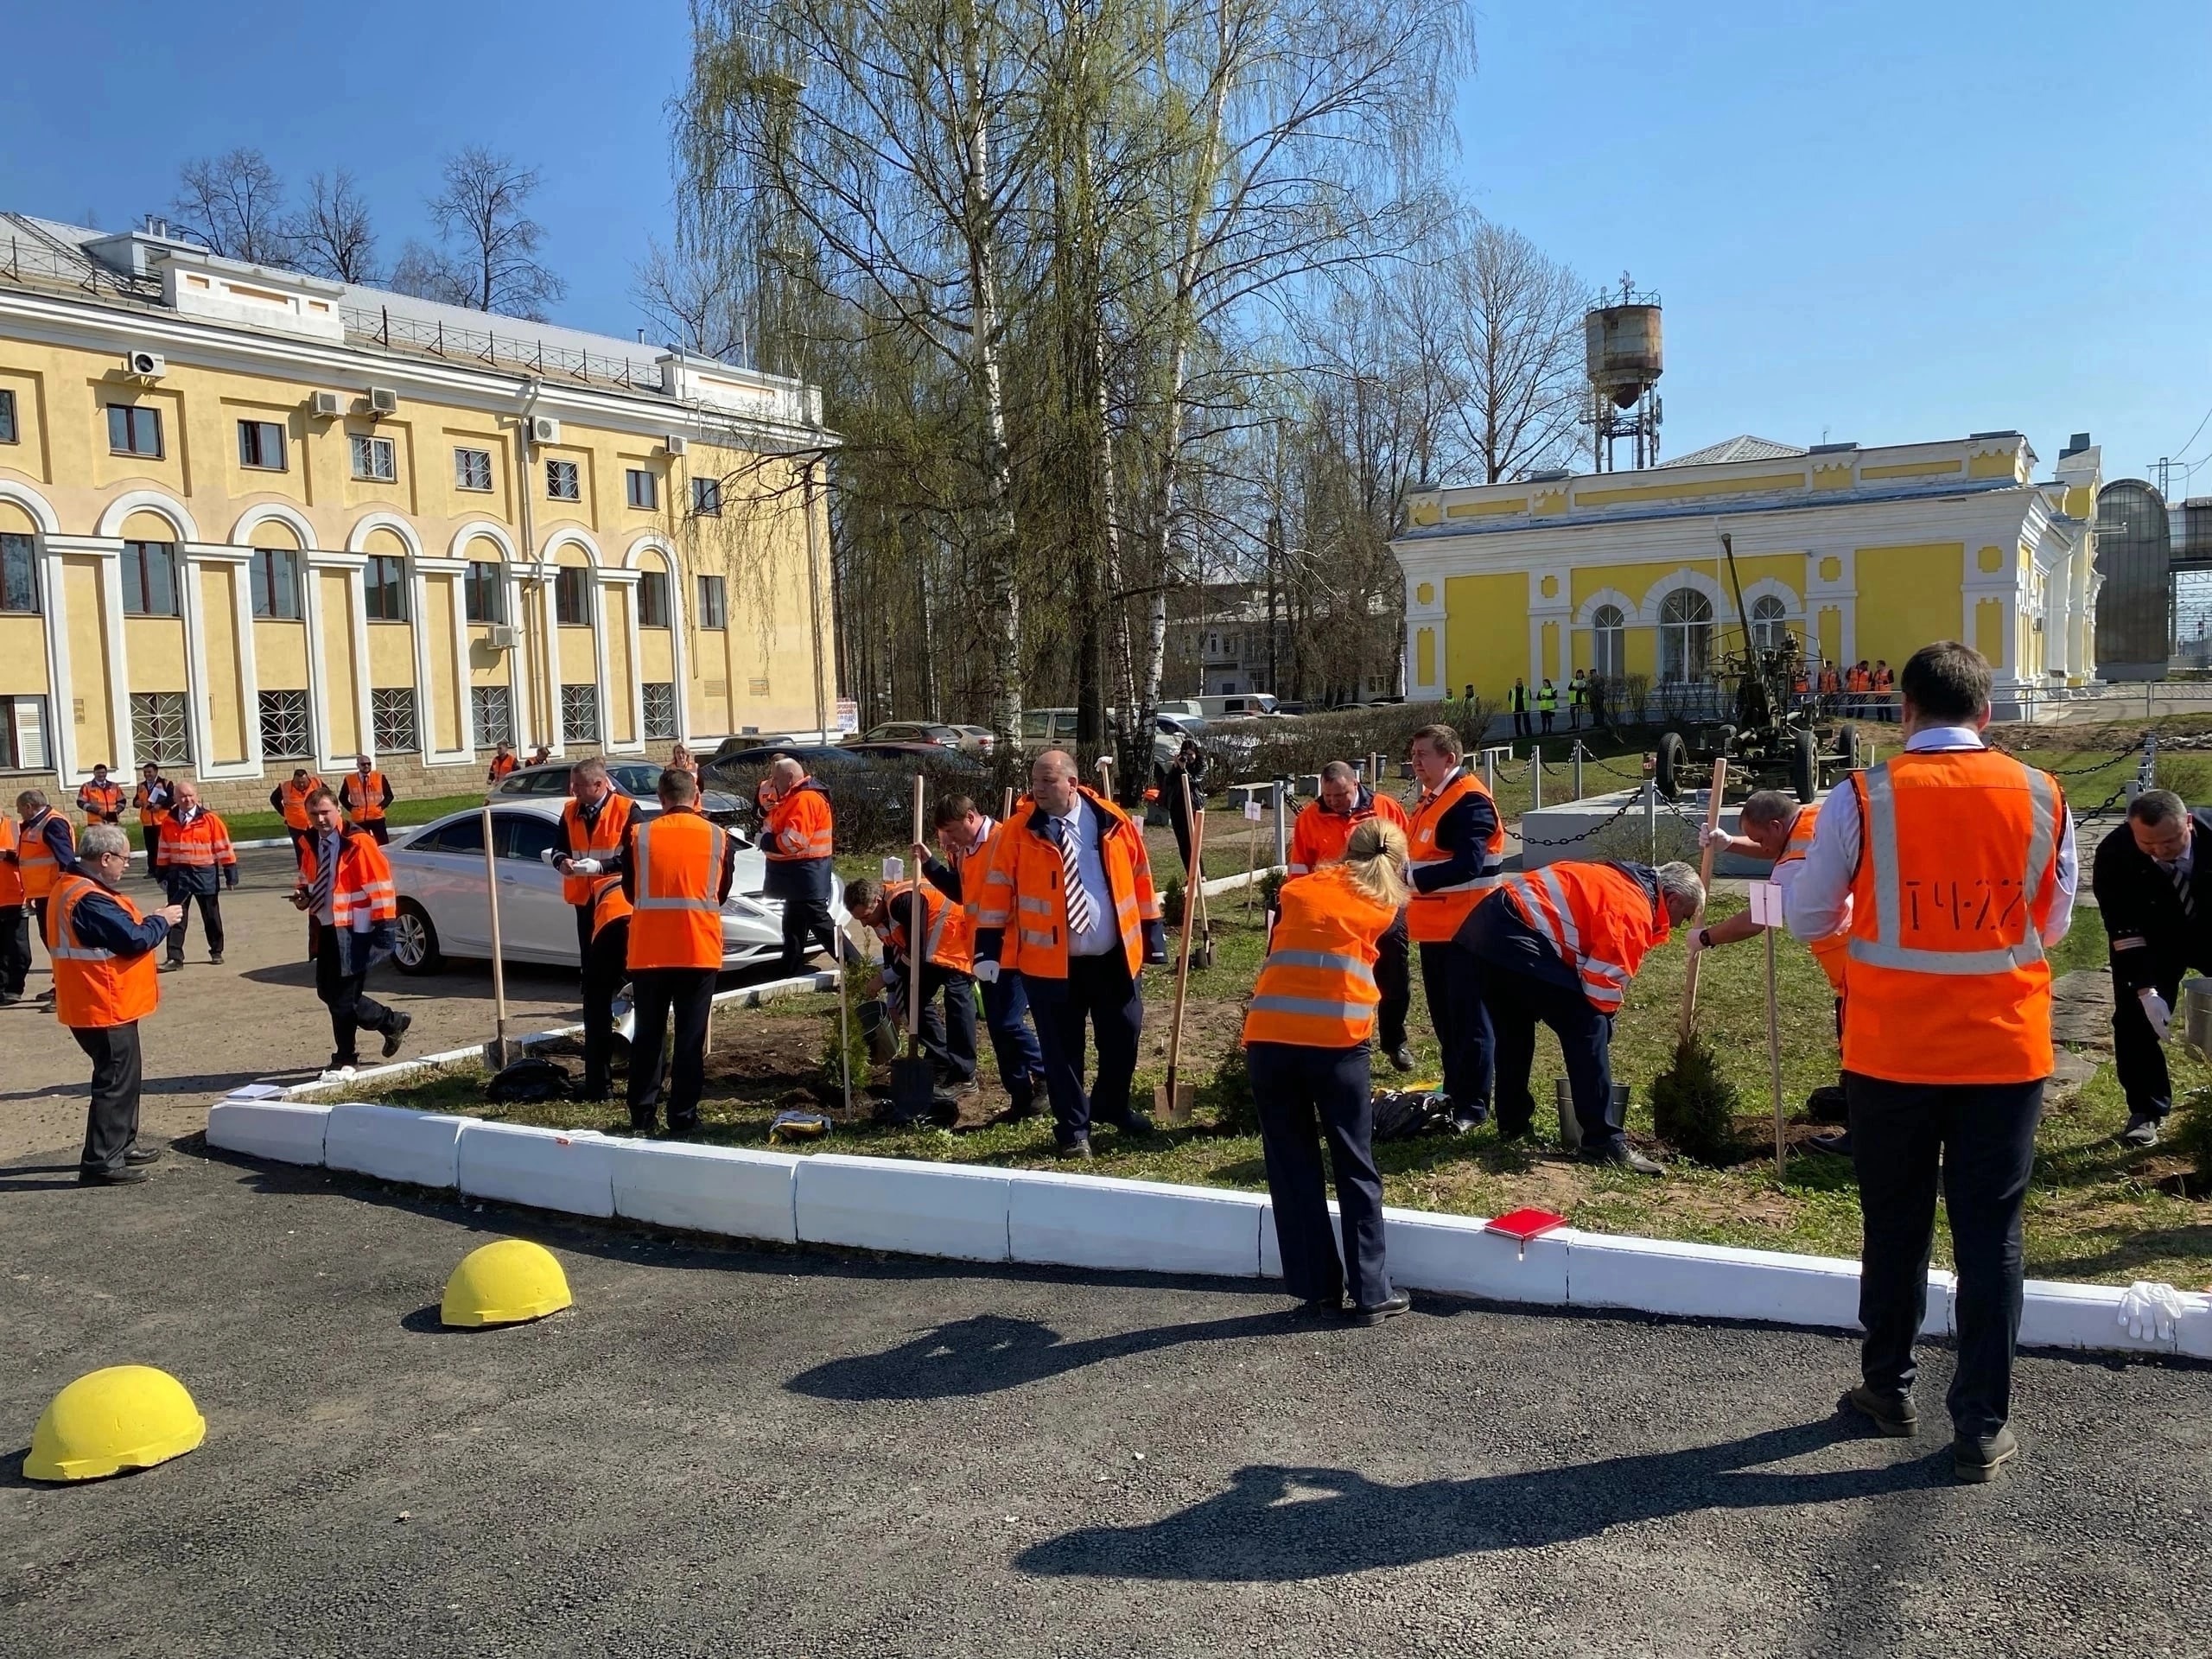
[26,1364,207,1483]
[441,1238,573,1328]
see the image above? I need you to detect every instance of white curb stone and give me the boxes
[1010,1172,1265,1276]
[2018,1278,2175,1356]
[1563,1232,1863,1327]
[206,1099,331,1166]
[455,1122,621,1220]
[1374,1210,1573,1305]
[2175,1294,2212,1361]
[610,1141,799,1243]
[324,1103,470,1189]
[795,1154,1011,1262]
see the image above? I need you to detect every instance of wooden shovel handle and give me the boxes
[1166,773,1205,1089]
[1678,756,1728,1043]
[908,772,925,1058]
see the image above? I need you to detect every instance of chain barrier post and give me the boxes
[1484,748,1497,795]
[1272,778,1288,869]
[1571,741,1585,802]
[1531,743,1543,811]
[1643,779,1657,864]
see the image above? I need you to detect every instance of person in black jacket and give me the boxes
[2092,789,2212,1147]
[1156,740,1207,874]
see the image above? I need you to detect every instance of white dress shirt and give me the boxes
[1051,796,1120,958]
[1785,724,2077,948]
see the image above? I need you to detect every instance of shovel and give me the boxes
[1181,775,1215,971]
[1155,798,1206,1127]
[887,772,937,1123]
[1678,756,1729,1040]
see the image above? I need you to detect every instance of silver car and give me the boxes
[385,797,846,976]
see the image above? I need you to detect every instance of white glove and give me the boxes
[1699,824,1731,852]
[2119,1280,2183,1343]
[2140,988,2171,1041]
[972,960,1000,983]
[570,856,603,876]
[1685,925,1707,960]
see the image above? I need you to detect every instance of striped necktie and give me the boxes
[2168,861,2194,920]
[1054,815,1097,937]
[312,833,338,917]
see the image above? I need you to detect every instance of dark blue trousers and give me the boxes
[1418,940,1492,1114]
[1848,1073,2043,1439]
[983,971,1046,1109]
[1462,898,1622,1147]
[1025,951,1144,1146]
[1249,1040,1390,1308]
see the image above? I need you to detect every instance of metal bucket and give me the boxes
[2183,978,2212,1057]
[1554,1079,1630,1153]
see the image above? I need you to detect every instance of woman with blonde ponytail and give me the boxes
[1241,816,1411,1325]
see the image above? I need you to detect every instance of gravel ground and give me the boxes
[4,1142,2208,1658]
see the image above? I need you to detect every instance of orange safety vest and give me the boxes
[158,809,234,873]
[277,778,323,831]
[560,792,635,906]
[296,829,398,928]
[1772,803,1847,995]
[488,753,518,782]
[626,810,727,971]
[590,872,633,939]
[1241,863,1396,1048]
[762,780,836,863]
[972,787,1160,979]
[1841,749,2064,1085]
[885,880,975,974]
[48,873,160,1029]
[1818,667,1841,695]
[0,816,22,908]
[1494,860,1670,1014]
[1287,791,1410,877]
[79,780,124,823]
[341,770,389,822]
[133,781,171,827]
[17,808,68,900]
[944,815,1005,921]
[1872,667,1893,690]
[1846,668,1871,693]
[1404,768,1503,943]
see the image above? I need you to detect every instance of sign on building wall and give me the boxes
[835,698,860,734]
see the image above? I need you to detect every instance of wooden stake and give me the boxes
[1766,919,1786,1179]
[1678,756,1729,1043]
[1157,777,1206,1127]
[906,772,925,1055]
[480,803,511,1069]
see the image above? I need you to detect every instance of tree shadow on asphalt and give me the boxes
[1014,1418,1948,1580]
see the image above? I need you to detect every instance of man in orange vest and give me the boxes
[580,871,633,1103]
[1787,640,2075,1482]
[616,766,736,1135]
[928,793,1046,1119]
[154,779,237,971]
[270,766,324,861]
[1404,724,1503,1130]
[14,787,79,1007]
[1871,658,1895,721]
[551,756,636,976]
[131,762,174,871]
[291,787,409,1075]
[847,871,978,1110]
[77,764,125,828]
[972,748,1166,1158]
[339,754,395,844]
[487,741,519,784]
[759,754,841,971]
[1290,760,1415,1071]
[48,823,182,1184]
[0,799,29,1004]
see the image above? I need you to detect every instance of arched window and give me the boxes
[1750,593,1789,651]
[1658,588,1713,683]
[1592,604,1626,677]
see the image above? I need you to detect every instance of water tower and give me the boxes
[1582,275,1663,471]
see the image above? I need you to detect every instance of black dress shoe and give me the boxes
[1387,1044,1416,1073]
[1113,1109,1156,1135]
[1056,1136,1093,1161]
[1344,1290,1410,1326]
[79,1165,153,1185]
[1840,1383,1918,1437]
[381,1011,413,1058]
[1293,1296,1342,1320]
[123,1145,162,1166]
[1582,1140,1665,1175]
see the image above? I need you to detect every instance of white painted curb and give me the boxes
[324,1103,470,1189]
[612,1141,799,1243]
[1011,1171,1265,1277]
[794,1154,1011,1263]
[456,1121,621,1220]
[205,1098,329,1166]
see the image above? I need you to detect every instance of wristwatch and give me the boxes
[1696,927,1712,950]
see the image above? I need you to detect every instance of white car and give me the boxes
[385,798,847,976]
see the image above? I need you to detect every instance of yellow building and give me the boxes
[1392,431,2102,713]
[0,213,835,809]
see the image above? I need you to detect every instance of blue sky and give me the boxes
[7,1,2209,489]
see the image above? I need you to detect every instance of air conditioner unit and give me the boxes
[664,435,689,457]
[529,416,562,446]
[310,390,344,419]
[486,624,520,651]
[124,349,166,379]
[368,386,399,417]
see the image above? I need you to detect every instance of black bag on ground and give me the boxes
[1370,1088,1451,1142]
[485,1056,576,1104]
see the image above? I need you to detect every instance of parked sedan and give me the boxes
[854,721,964,749]
[385,798,846,976]
[949,723,997,756]
[490,759,747,825]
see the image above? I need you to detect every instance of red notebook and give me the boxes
[1485,1207,1567,1243]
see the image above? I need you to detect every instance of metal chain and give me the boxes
[1517,790,1643,849]
[2071,778,2135,830]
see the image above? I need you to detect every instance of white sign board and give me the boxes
[880,855,904,883]
[1243,799,1264,822]
[1748,880,1786,929]
[835,698,860,735]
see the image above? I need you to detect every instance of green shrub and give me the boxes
[1651,1035,1740,1166]
[1257,868,1287,912]
[1201,1043,1256,1136]
[1162,874,1186,927]
[817,976,875,1109]
[2173,1086,2212,1181]
[2153,754,2212,803]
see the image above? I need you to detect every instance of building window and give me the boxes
[0,388,19,444]
[259,690,311,760]
[107,404,162,458]
[463,561,505,625]
[625,468,658,511]
[690,476,721,517]
[364,554,410,622]
[696,575,727,629]
[130,691,192,766]
[237,419,287,471]
[0,694,49,769]
[351,434,397,482]
[546,459,581,501]
[472,684,514,749]
[637,569,670,627]
[121,540,180,616]
[1750,593,1789,652]
[561,683,601,742]
[454,447,493,492]
[1,532,37,614]
[642,682,677,740]
[1658,588,1714,683]
[250,547,302,620]
[371,687,417,752]
[1591,603,1626,679]
[554,565,592,626]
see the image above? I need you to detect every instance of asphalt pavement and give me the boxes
[4,1142,2207,1658]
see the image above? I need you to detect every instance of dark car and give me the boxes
[490,760,747,829]
[854,721,964,749]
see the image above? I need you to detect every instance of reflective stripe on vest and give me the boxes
[1405,769,1502,943]
[626,812,727,971]
[562,795,633,906]
[346,772,389,819]
[48,874,159,1028]
[1242,866,1393,1046]
[18,814,64,899]
[1773,802,1848,994]
[1848,762,2058,976]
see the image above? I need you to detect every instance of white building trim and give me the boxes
[625,532,689,743]
[96,489,200,543]
[231,500,320,550]
[0,478,61,533]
